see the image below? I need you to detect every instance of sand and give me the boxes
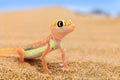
[0,7,120,79]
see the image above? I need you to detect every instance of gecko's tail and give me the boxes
[0,48,19,57]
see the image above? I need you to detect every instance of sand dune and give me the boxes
[0,7,120,79]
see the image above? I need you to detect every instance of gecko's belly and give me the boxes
[24,45,47,59]
[24,51,43,59]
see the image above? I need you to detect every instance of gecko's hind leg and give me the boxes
[16,48,30,66]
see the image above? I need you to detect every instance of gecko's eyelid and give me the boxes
[69,20,72,23]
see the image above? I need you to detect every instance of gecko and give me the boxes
[0,20,75,73]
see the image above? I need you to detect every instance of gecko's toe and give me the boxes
[44,70,52,74]
[59,63,64,67]
[60,63,69,71]
[20,62,30,67]
[61,67,69,72]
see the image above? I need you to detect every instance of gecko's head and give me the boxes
[50,20,75,41]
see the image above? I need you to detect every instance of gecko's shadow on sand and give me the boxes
[25,59,64,74]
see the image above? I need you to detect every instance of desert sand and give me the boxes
[0,7,120,80]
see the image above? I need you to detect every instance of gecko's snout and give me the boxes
[71,24,75,30]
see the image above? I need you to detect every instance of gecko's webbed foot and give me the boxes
[60,63,69,71]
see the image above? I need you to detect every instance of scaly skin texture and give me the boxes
[0,20,75,73]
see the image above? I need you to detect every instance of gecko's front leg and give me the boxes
[41,41,51,73]
[59,47,68,71]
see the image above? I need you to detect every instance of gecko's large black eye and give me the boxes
[57,21,63,27]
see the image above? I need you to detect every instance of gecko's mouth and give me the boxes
[67,24,75,32]
[59,26,75,33]
[71,24,75,30]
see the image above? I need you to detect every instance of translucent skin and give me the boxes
[23,20,75,58]
[24,38,60,59]
[0,20,75,73]
[50,20,75,42]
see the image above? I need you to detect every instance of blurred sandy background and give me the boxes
[0,7,120,79]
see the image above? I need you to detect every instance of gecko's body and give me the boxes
[24,36,60,59]
[0,20,75,73]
